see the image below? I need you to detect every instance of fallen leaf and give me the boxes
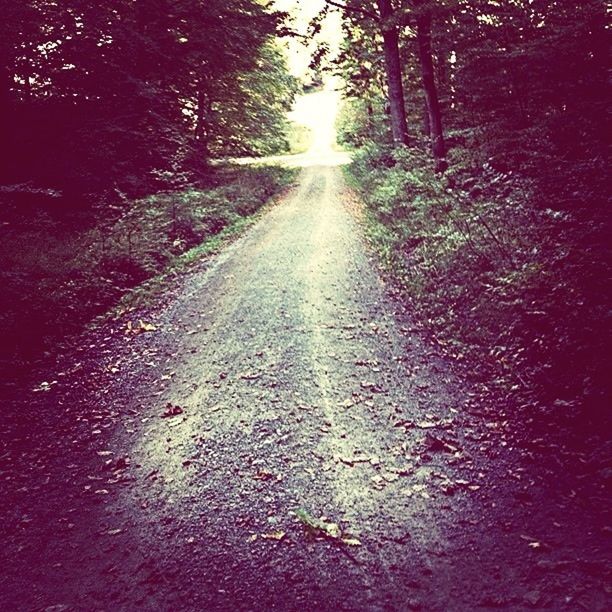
[341,537,362,546]
[416,421,437,429]
[261,530,286,541]
[240,372,262,380]
[161,404,184,418]
[33,380,58,393]
[360,381,384,393]
[337,454,370,466]
[296,509,341,539]
[520,535,547,550]
[371,475,385,489]
[253,470,275,481]
[424,433,458,453]
[114,457,129,470]
[139,320,157,332]
[106,528,123,536]
[126,320,157,335]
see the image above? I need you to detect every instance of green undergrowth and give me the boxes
[347,143,610,415]
[287,122,312,155]
[0,164,296,370]
[111,214,254,317]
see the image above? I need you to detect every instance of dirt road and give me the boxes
[1,91,609,611]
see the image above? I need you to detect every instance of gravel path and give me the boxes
[1,95,609,610]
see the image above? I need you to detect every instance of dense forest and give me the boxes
[328,0,609,415]
[1,2,610,608]
[0,0,298,375]
[1,0,297,194]
[1,0,609,413]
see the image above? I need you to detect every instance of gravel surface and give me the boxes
[1,159,609,610]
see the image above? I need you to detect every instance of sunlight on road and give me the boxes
[231,82,351,168]
[290,86,342,155]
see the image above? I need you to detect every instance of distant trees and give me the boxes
[331,0,608,179]
[326,0,410,145]
[335,0,610,408]
[0,0,297,199]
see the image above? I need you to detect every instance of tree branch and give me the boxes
[277,26,310,39]
[323,0,379,22]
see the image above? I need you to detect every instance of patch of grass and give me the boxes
[346,144,610,413]
[0,164,297,372]
[287,122,312,154]
[112,214,256,316]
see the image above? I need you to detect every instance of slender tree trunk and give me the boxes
[422,98,430,136]
[376,0,409,145]
[0,64,11,180]
[416,10,446,166]
[194,84,210,157]
[366,99,374,133]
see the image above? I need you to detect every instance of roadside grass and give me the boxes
[287,122,312,154]
[111,214,256,317]
[0,164,296,372]
[346,144,610,415]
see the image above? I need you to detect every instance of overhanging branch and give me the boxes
[323,0,379,22]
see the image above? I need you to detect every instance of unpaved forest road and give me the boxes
[1,93,610,611]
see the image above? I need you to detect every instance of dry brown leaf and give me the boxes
[261,530,286,541]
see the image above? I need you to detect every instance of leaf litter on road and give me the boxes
[295,509,362,547]
[161,404,184,418]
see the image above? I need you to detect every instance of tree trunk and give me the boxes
[416,10,446,166]
[376,0,409,146]
[0,64,11,180]
[422,98,430,136]
[194,83,210,157]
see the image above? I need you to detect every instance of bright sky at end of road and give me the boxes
[272,0,343,79]
[289,87,344,156]
[272,0,346,161]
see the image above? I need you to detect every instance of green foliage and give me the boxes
[336,98,391,148]
[287,123,313,155]
[0,165,296,368]
[207,43,298,157]
[348,144,610,410]
[0,0,294,197]
[335,0,610,411]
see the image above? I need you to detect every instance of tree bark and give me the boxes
[422,98,430,136]
[0,64,12,176]
[415,9,446,166]
[376,0,409,145]
[194,83,210,156]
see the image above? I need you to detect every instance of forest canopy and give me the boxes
[0,0,298,198]
[0,0,300,371]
